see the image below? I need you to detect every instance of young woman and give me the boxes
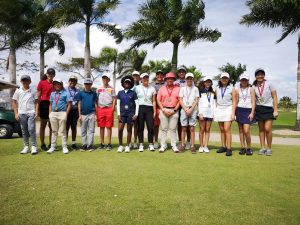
[253,69,278,156]
[135,73,156,152]
[131,71,140,149]
[198,77,216,153]
[235,73,256,156]
[214,73,237,156]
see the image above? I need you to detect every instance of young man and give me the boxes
[152,70,165,149]
[37,68,55,151]
[78,78,98,152]
[12,75,38,154]
[131,70,140,149]
[66,75,80,150]
[47,78,72,154]
[96,74,116,150]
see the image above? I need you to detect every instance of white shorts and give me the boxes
[214,105,233,122]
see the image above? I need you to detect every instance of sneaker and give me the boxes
[149,144,155,151]
[217,147,227,153]
[47,147,55,154]
[246,148,253,156]
[191,146,196,154]
[153,143,160,149]
[172,145,179,153]
[226,149,232,156]
[258,148,267,155]
[41,144,48,151]
[71,144,78,150]
[159,145,166,153]
[185,142,191,150]
[106,144,112,151]
[117,145,124,153]
[97,143,105,150]
[31,146,38,155]
[198,146,204,153]
[87,146,94,152]
[63,147,69,154]
[20,146,29,154]
[125,146,130,153]
[176,141,182,149]
[239,148,246,155]
[203,147,210,153]
[266,149,272,156]
[80,145,87,152]
[48,144,51,149]
[138,144,144,152]
[133,143,138,149]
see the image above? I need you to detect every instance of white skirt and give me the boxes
[214,105,233,122]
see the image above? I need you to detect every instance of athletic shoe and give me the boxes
[217,147,227,153]
[71,144,78,150]
[266,149,272,156]
[246,148,253,156]
[185,142,191,150]
[258,148,267,155]
[239,148,246,155]
[153,143,160,149]
[179,145,185,152]
[80,145,87,152]
[63,147,69,154]
[20,146,29,154]
[117,145,124,153]
[198,147,204,153]
[31,146,38,155]
[97,143,105,150]
[138,144,144,152]
[87,146,94,152]
[106,144,112,151]
[149,144,155,151]
[125,146,130,153]
[41,144,48,151]
[203,147,210,153]
[176,141,182,149]
[47,147,55,154]
[172,146,179,153]
[191,146,196,154]
[133,143,138,149]
[226,149,233,156]
[159,145,166,153]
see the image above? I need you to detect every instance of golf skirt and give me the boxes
[214,105,233,122]
[255,105,275,121]
[236,107,255,124]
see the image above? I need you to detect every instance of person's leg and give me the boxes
[258,121,266,149]
[66,113,71,141]
[190,126,195,147]
[49,113,58,148]
[71,111,78,143]
[265,119,273,149]
[118,122,125,146]
[181,126,187,147]
[169,112,179,149]
[100,127,105,144]
[243,124,251,148]
[137,106,145,144]
[19,114,30,147]
[159,111,169,148]
[28,113,37,147]
[238,123,246,148]
[127,124,133,146]
[199,120,205,147]
[204,121,212,148]
[39,119,47,146]
[88,113,95,147]
[145,107,154,144]
[81,115,88,147]
[218,122,226,147]
[186,125,191,142]
[224,121,232,149]
[107,127,112,144]
[133,120,138,145]
[177,120,182,142]
[154,125,159,143]
[58,112,67,148]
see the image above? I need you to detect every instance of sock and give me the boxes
[72,141,76,145]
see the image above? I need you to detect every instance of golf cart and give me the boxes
[0,80,22,138]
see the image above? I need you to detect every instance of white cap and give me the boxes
[220,72,230,79]
[240,73,249,80]
[132,71,140,76]
[53,78,63,84]
[102,74,111,79]
[185,72,194,78]
[140,73,149,78]
[203,76,213,82]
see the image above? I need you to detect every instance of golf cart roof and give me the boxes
[0,80,19,90]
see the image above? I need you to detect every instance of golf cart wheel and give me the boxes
[0,124,13,139]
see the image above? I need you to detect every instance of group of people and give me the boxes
[12,66,278,157]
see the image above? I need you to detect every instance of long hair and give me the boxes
[218,80,231,87]
[253,79,266,86]
[198,80,214,94]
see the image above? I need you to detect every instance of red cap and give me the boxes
[165,72,176,80]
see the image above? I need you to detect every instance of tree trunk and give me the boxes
[40,33,45,79]
[84,23,91,78]
[171,41,179,74]
[8,47,17,97]
[113,59,117,88]
[295,36,300,130]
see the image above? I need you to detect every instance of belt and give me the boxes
[164,107,175,109]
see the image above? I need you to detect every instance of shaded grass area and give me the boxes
[0,138,299,225]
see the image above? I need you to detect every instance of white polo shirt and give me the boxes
[12,87,37,114]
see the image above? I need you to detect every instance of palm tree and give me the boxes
[218,63,247,85]
[240,0,300,130]
[124,0,221,73]
[52,0,122,78]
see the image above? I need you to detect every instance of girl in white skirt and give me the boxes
[214,73,237,156]
[198,77,216,153]
[235,73,256,156]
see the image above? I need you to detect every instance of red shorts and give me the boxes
[154,108,161,126]
[96,107,114,128]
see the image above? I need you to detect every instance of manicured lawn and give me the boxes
[1,138,299,225]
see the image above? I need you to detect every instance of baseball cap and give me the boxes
[220,72,230,79]
[53,78,63,84]
[102,74,111,79]
[185,72,194,78]
[165,72,176,80]
[84,78,93,84]
[69,75,78,81]
[255,68,265,76]
[240,73,249,80]
[132,71,140,76]
[47,68,56,75]
[20,75,31,81]
[178,66,187,72]
[156,70,163,74]
[140,73,149,78]
[203,76,213,82]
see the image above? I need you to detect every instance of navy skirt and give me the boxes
[255,105,275,121]
[236,107,255,125]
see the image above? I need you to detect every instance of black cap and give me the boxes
[255,68,265,76]
[47,68,56,75]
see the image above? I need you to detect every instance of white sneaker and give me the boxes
[138,144,144,152]
[203,147,210,153]
[185,142,191,150]
[47,147,56,154]
[149,144,155,151]
[63,147,69,154]
[172,145,179,153]
[133,143,138,149]
[159,145,166,153]
[20,146,29,154]
[117,146,124,153]
[31,146,38,155]
[153,142,160,149]
[198,147,204,153]
[125,146,130,153]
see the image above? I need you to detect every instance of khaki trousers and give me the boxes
[159,110,179,148]
[49,111,67,148]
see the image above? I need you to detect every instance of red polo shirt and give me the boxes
[37,79,53,101]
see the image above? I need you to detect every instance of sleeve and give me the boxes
[77,92,82,101]
[134,99,139,116]
[117,91,121,100]
[157,88,162,102]
[12,89,19,101]
[179,87,184,98]
[66,92,71,102]
[94,92,98,101]
[117,99,121,116]
[269,82,276,92]
[194,87,200,97]
[152,87,157,95]
[112,88,116,97]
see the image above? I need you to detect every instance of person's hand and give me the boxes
[118,115,122,123]
[132,115,138,121]
[199,113,204,121]
[231,114,235,121]
[153,111,156,118]
[95,115,97,121]
[273,110,278,118]
[15,113,19,121]
[79,115,82,123]
[162,108,170,117]
[248,113,254,121]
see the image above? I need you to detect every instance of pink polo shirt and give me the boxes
[157,85,180,108]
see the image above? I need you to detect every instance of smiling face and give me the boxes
[142,76,149,86]
[178,69,186,80]
[255,72,265,83]
[53,82,62,91]
[47,73,55,82]
[220,77,229,86]
[156,72,164,83]
[166,78,175,86]
[204,80,212,89]
[186,77,193,86]
[102,77,110,86]
[69,79,77,88]
[240,78,249,87]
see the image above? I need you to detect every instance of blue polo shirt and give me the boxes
[78,90,97,115]
[50,89,71,112]
[117,89,137,115]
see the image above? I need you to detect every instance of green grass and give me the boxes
[1,138,300,225]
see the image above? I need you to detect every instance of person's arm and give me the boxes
[249,87,255,121]
[231,88,237,120]
[66,102,72,115]
[78,101,82,122]
[152,94,156,117]
[271,90,278,118]
[12,100,19,121]
[133,99,139,120]
[49,102,52,115]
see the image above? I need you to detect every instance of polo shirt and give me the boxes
[157,85,180,108]
[37,79,53,101]
[179,86,199,107]
[78,90,98,115]
[215,84,234,106]
[50,89,71,112]
[117,89,137,115]
[12,87,37,114]
[254,81,275,107]
[151,81,165,93]
[97,85,115,107]
[66,87,80,109]
[135,85,156,106]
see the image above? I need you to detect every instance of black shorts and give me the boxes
[255,105,275,121]
[66,108,79,130]
[39,100,50,120]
